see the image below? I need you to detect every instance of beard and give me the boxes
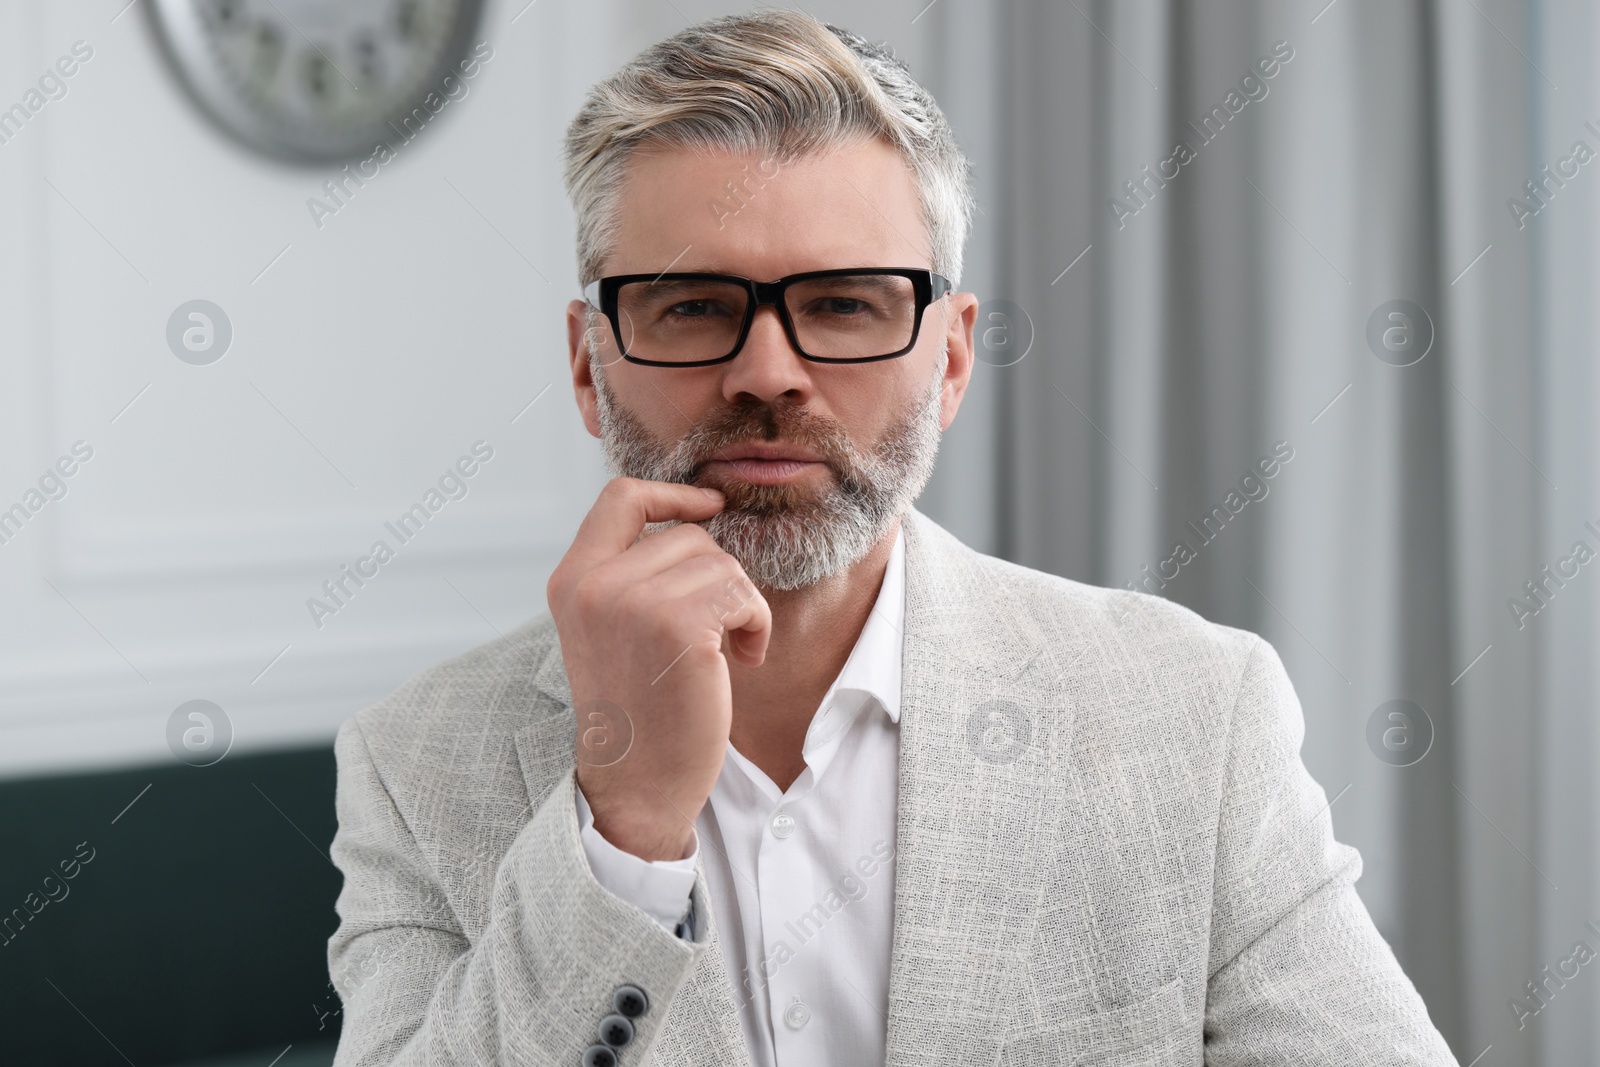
[591,353,946,591]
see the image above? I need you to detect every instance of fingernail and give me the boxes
[700,487,723,500]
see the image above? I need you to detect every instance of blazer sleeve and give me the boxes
[1202,636,1460,1066]
[326,716,710,1066]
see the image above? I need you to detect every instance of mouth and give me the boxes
[701,442,831,487]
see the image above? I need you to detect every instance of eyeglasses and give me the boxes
[582,267,952,367]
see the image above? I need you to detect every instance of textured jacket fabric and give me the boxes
[326,507,1460,1066]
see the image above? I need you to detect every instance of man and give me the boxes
[326,12,1458,1067]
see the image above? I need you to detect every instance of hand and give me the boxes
[546,477,771,861]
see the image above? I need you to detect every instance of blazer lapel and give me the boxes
[883,510,1081,1065]
[514,644,754,1067]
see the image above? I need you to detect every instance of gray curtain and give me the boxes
[913,1,1600,1064]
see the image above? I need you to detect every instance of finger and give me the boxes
[716,584,771,667]
[605,519,726,580]
[626,551,754,616]
[568,478,724,565]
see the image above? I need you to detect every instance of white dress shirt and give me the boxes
[575,526,905,1067]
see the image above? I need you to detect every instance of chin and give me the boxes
[695,487,890,592]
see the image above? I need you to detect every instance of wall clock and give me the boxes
[146,0,487,164]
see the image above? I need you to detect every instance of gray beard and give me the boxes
[591,357,945,591]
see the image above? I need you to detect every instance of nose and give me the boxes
[719,304,814,407]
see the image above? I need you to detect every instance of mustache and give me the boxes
[670,400,865,483]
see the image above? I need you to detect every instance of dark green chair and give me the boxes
[0,746,346,1066]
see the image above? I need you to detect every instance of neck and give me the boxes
[725,515,902,785]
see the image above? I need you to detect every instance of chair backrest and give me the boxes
[0,746,345,1065]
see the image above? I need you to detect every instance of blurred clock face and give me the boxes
[147,0,486,163]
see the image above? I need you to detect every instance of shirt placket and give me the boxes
[750,694,874,1064]
[736,755,824,1063]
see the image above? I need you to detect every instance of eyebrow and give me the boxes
[794,274,904,294]
[628,278,739,295]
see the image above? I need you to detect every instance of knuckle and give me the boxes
[693,639,726,663]
[658,522,700,548]
[717,570,751,607]
[610,579,650,621]
[547,562,585,612]
[671,522,716,550]
[678,642,725,671]
[570,572,611,617]
[717,555,754,592]
[602,476,641,501]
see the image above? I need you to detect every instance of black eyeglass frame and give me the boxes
[582,267,954,368]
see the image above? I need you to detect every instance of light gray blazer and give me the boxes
[326,508,1459,1066]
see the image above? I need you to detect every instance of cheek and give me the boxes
[611,366,716,435]
[822,367,928,438]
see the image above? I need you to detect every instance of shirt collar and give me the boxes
[802,523,906,753]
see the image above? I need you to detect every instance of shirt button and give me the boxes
[770,809,796,839]
[783,997,811,1030]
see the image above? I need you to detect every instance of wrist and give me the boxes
[591,810,696,862]
[576,769,701,862]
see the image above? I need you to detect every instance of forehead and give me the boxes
[604,138,931,279]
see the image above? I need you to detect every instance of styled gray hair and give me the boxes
[562,11,974,289]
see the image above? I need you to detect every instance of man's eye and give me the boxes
[669,300,716,317]
[802,296,876,317]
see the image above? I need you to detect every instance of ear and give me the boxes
[937,290,979,431]
[566,299,603,439]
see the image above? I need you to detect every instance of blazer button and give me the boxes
[613,984,649,1018]
[581,1045,618,1067]
[598,1013,635,1048]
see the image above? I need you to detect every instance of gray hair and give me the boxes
[562,11,974,289]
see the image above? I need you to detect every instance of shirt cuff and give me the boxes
[574,780,698,935]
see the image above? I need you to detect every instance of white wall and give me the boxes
[0,0,617,778]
